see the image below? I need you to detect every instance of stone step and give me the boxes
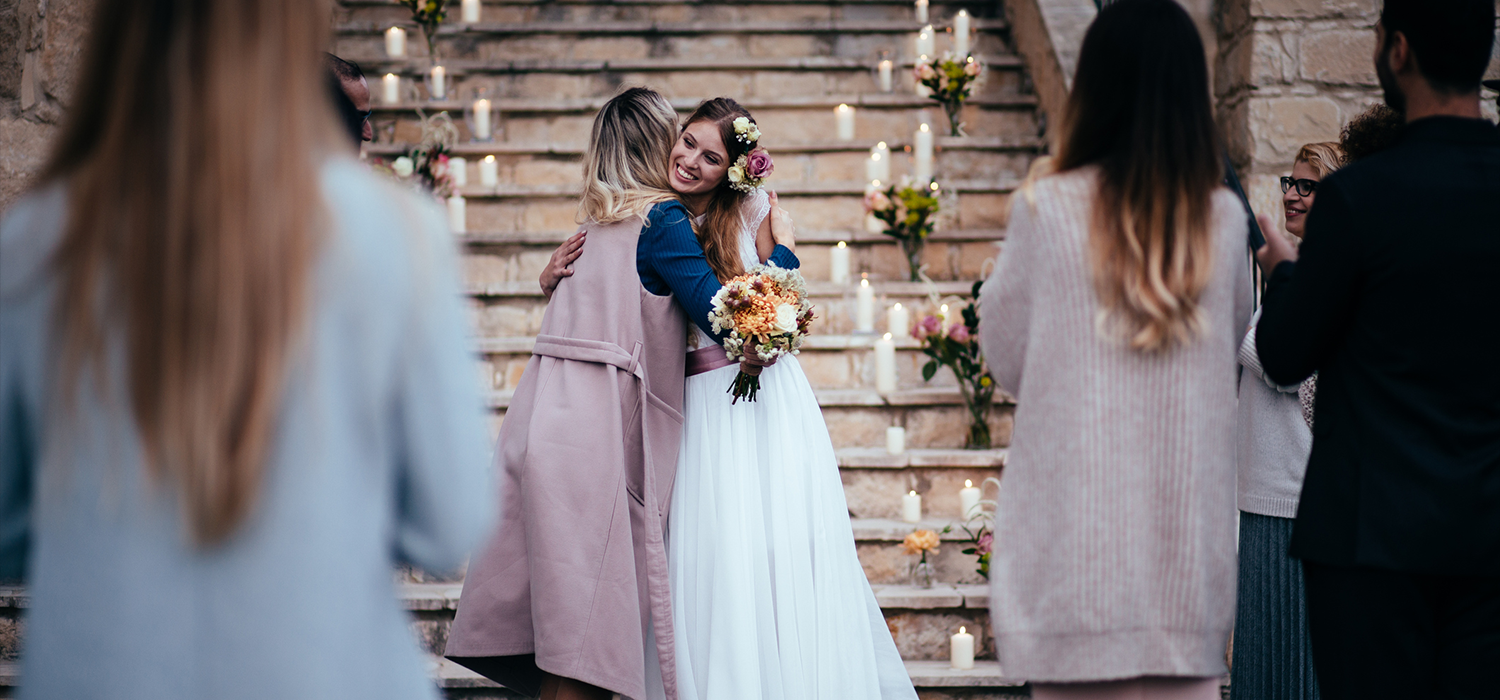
[400,582,995,663]
[455,226,1007,245]
[338,0,1003,28]
[376,100,1039,153]
[337,18,1008,38]
[366,141,1040,189]
[365,135,1043,157]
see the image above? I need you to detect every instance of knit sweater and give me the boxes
[1236,308,1313,518]
[978,168,1252,682]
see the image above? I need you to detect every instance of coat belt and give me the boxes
[532,334,644,380]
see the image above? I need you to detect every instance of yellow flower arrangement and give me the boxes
[901,529,941,556]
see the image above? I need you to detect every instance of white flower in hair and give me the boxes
[732,116,761,145]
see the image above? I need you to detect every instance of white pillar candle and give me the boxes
[866,149,887,184]
[902,490,922,523]
[430,65,446,100]
[835,103,855,141]
[960,479,981,519]
[830,241,851,285]
[382,73,401,105]
[385,27,407,58]
[878,59,894,92]
[916,26,936,58]
[886,426,906,455]
[954,10,972,57]
[914,122,934,183]
[447,195,467,233]
[888,302,909,338]
[951,627,975,669]
[461,0,481,23]
[449,156,468,186]
[473,98,492,139]
[915,0,928,24]
[875,332,897,393]
[479,155,499,187]
[856,276,875,332]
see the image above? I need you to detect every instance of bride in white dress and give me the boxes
[661,98,917,700]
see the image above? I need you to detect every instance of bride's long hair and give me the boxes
[680,98,757,282]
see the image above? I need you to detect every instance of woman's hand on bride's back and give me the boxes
[539,230,586,299]
[767,191,795,254]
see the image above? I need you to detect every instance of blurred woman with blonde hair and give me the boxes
[978,0,1251,696]
[0,0,493,698]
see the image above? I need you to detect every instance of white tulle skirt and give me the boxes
[663,354,916,700]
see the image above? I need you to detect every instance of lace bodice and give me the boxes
[689,189,772,349]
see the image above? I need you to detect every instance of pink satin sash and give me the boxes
[686,345,735,377]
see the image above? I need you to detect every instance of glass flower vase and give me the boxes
[899,235,926,282]
[910,557,936,589]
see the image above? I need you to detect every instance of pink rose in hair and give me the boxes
[747,148,775,180]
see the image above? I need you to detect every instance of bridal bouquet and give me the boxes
[707,263,815,403]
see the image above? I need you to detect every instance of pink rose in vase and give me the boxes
[864,190,892,213]
[964,61,983,77]
[949,324,971,344]
[746,148,775,180]
[975,532,993,556]
[916,63,937,81]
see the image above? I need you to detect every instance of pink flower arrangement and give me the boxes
[864,190,893,213]
[746,148,775,180]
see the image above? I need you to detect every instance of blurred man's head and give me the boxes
[1374,0,1494,118]
[325,54,372,145]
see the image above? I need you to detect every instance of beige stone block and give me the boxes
[884,610,993,660]
[798,352,855,389]
[521,201,584,233]
[667,35,749,60]
[1248,95,1343,164]
[1251,29,1297,86]
[1252,0,1376,18]
[472,301,544,337]
[751,71,829,100]
[1299,29,1377,86]
[462,253,514,293]
[822,407,893,448]
[957,193,1012,229]
[465,201,519,233]
[511,156,583,188]
[841,468,1003,519]
[0,118,57,211]
[798,245,833,282]
[661,71,752,101]
[781,196,864,231]
[746,34,823,59]
[569,37,652,61]
[502,359,529,391]
[906,405,1013,449]
[954,241,1003,280]
[857,544,986,585]
[807,151,869,184]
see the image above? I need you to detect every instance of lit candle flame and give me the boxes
[965,479,973,488]
[959,626,967,634]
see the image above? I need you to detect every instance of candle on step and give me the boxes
[887,426,906,455]
[461,0,481,23]
[479,155,498,188]
[429,65,446,100]
[830,241,851,285]
[447,195,466,233]
[875,332,897,393]
[856,276,875,332]
[916,26,936,58]
[915,0,928,24]
[473,98,492,139]
[835,103,856,141]
[960,479,981,519]
[385,27,407,58]
[871,142,892,183]
[888,302,909,339]
[878,59,894,92]
[382,73,400,105]
[449,156,468,186]
[951,627,975,669]
[914,122,934,183]
[954,10,972,57]
[902,490,922,523]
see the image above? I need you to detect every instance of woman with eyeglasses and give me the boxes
[1231,141,1344,700]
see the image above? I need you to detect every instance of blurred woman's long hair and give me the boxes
[42,0,339,545]
[578,87,680,224]
[1054,0,1222,352]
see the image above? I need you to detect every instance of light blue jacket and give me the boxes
[0,160,493,699]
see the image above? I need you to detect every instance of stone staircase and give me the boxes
[2,0,1045,696]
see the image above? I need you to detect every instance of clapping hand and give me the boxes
[1254,214,1298,272]
[539,230,586,299]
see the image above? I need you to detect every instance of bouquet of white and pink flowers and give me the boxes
[707,263,815,403]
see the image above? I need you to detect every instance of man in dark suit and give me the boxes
[1254,0,1499,697]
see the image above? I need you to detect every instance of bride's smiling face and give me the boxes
[670,119,730,197]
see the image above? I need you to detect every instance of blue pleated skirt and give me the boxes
[1230,511,1320,700]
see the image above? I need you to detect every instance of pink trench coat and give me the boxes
[446,215,688,700]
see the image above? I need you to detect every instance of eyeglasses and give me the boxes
[1280,176,1318,196]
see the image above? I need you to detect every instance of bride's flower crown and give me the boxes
[727,117,774,193]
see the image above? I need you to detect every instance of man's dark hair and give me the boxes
[324,53,367,145]
[1379,0,1495,94]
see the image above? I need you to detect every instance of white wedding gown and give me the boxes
[661,191,917,700]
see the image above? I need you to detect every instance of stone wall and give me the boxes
[1215,0,1500,234]
[1,0,94,211]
